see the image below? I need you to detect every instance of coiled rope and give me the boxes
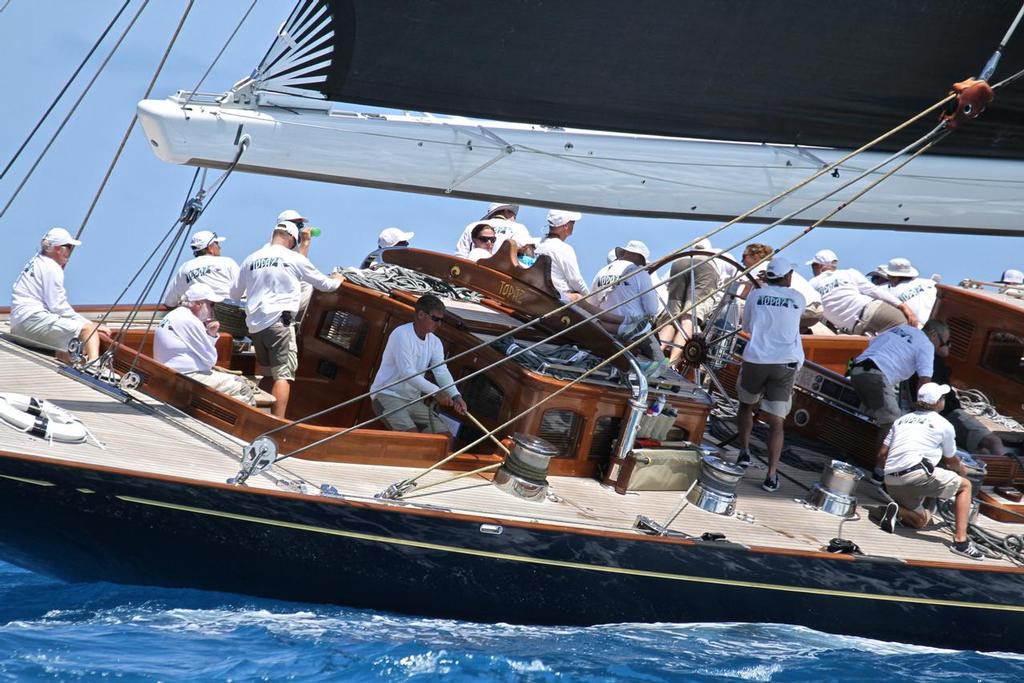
[340,265,482,302]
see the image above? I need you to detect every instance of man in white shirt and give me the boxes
[660,239,722,365]
[231,221,344,418]
[590,253,631,308]
[874,382,983,560]
[370,294,468,432]
[598,241,663,360]
[10,227,109,362]
[879,257,937,327]
[743,243,823,330]
[734,257,805,492]
[362,227,414,269]
[163,230,240,307]
[455,203,530,257]
[806,249,918,334]
[535,210,588,302]
[154,283,254,405]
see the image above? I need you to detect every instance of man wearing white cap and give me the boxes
[455,203,529,257]
[154,283,255,405]
[163,230,240,307]
[881,257,936,327]
[998,268,1024,294]
[10,227,109,362]
[361,227,414,269]
[535,210,588,302]
[734,257,805,492]
[590,248,631,307]
[598,241,663,359]
[660,239,722,365]
[231,221,345,418]
[874,382,983,560]
[806,249,918,334]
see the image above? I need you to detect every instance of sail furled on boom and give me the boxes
[260,0,1024,160]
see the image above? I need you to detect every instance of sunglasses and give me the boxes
[476,235,497,244]
[940,337,951,347]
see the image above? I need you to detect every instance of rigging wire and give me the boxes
[0,0,132,181]
[76,0,197,240]
[180,0,258,112]
[0,0,151,220]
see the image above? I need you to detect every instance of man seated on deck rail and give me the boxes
[163,230,240,308]
[873,382,984,561]
[154,283,255,405]
[535,210,588,302]
[10,227,109,363]
[362,227,414,270]
[370,294,467,433]
[231,220,344,419]
[806,249,918,334]
[597,240,664,362]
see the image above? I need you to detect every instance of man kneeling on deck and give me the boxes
[370,294,467,432]
[875,382,984,561]
[155,283,255,405]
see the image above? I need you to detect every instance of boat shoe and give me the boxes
[949,540,985,561]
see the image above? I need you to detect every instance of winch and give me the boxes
[686,455,744,515]
[805,460,864,517]
[493,433,558,502]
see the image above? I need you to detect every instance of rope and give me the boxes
[937,502,1024,566]
[0,0,151,220]
[956,388,1024,432]
[76,0,197,240]
[341,265,482,302]
[180,0,258,112]
[0,0,132,181]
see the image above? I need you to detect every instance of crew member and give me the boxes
[866,265,889,287]
[734,257,805,492]
[231,221,344,418]
[599,240,663,360]
[163,230,240,307]
[465,221,498,262]
[743,243,823,330]
[362,227,414,269]
[455,203,529,257]
[660,239,721,365]
[590,249,630,308]
[370,294,468,432]
[875,382,984,560]
[880,257,937,327]
[931,343,1006,456]
[154,283,255,404]
[806,249,918,334]
[517,236,540,268]
[535,210,588,302]
[10,227,109,362]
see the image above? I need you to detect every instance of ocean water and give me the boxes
[0,562,1021,682]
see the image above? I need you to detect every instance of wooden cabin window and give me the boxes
[588,416,621,459]
[538,409,582,458]
[980,330,1024,383]
[461,375,504,421]
[318,310,368,356]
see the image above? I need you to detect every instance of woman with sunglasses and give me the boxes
[466,221,498,262]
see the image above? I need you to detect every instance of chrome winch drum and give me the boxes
[806,459,864,517]
[686,455,744,515]
[494,433,558,502]
[957,449,988,501]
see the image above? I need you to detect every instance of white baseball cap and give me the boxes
[277,209,307,223]
[483,202,519,220]
[519,235,541,247]
[806,249,838,266]
[547,209,582,227]
[190,230,226,251]
[765,256,795,279]
[182,282,225,303]
[693,238,712,251]
[615,240,651,264]
[917,382,951,405]
[378,227,414,248]
[42,227,81,247]
[275,220,300,246]
[879,257,919,278]
[1000,268,1024,285]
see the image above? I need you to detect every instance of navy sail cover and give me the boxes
[266,0,1024,159]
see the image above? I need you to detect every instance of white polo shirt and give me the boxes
[883,410,956,472]
[890,278,937,327]
[590,259,630,307]
[370,323,459,401]
[741,285,806,365]
[455,219,530,257]
[535,237,589,300]
[808,268,902,330]
[231,243,340,333]
[154,305,219,374]
[10,254,88,329]
[163,254,240,307]
[855,324,934,385]
[599,264,660,324]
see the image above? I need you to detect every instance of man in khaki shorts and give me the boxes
[661,239,723,366]
[874,382,983,561]
[806,249,917,334]
[231,221,344,418]
[734,257,805,492]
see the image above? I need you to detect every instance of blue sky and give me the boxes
[0,0,1018,307]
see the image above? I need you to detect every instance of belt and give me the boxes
[888,462,927,478]
[850,358,879,372]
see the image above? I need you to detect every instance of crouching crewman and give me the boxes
[875,382,984,561]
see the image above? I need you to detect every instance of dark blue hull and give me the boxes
[0,451,1021,652]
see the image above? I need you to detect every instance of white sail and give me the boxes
[138,92,1024,235]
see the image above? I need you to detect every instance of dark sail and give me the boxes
[259,0,1024,160]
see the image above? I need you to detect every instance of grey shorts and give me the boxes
[11,311,86,352]
[852,299,906,335]
[251,321,298,381]
[946,408,991,451]
[885,466,962,512]
[849,366,900,426]
[737,361,797,417]
[372,394,449,433]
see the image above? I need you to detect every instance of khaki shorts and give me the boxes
[666,294,720,326]
[737,361,797,417]
[251,321,298,381]
[372,394,449,433]
[849,366,900,427]
[185,370,256,405]
[852,299,906,335]
[946,408,991,451]
[885,465,961,512]
[11,310,86,352]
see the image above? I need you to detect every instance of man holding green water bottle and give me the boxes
[278,209,322,322]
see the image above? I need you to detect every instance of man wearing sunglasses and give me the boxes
[164,230,240,308]
[370,294,467,432]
